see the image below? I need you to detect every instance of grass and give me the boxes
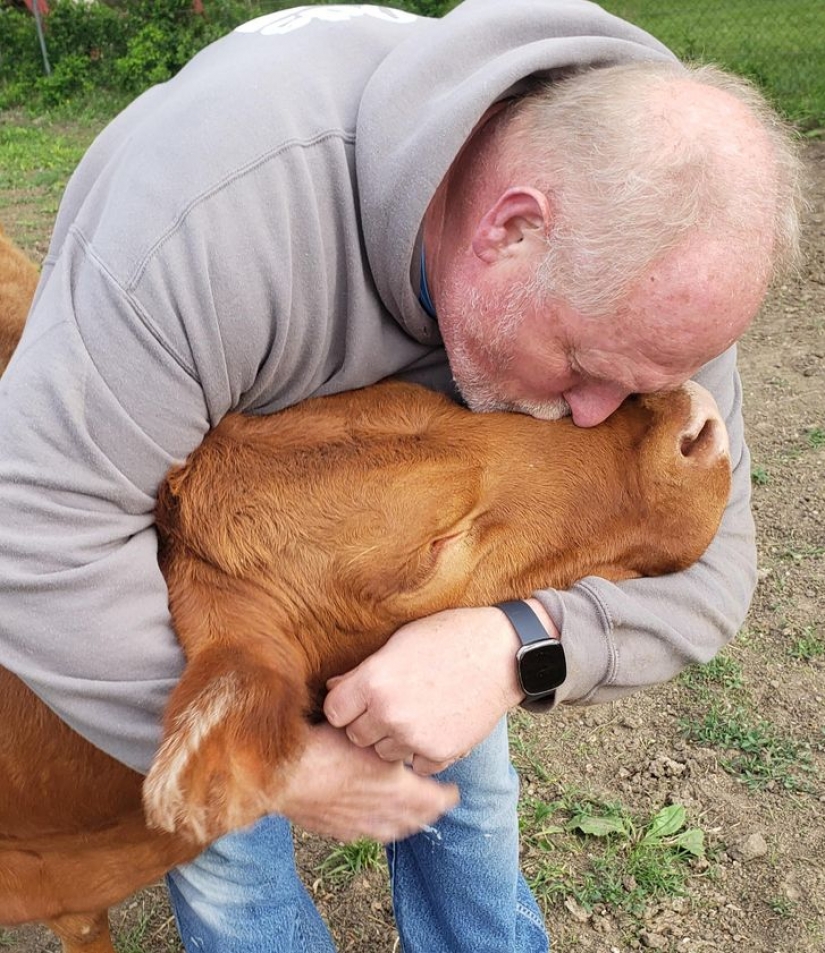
[751,464,770,486]
[680,702,817,792]
[602,0,825,127]
[0,113,105,192]
[317,838,386,885]
[522,791,706,917]
[680,652,745,694]
[806,426,825,449]
[789,626,825,661]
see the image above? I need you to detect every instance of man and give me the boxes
[0,1,801,951]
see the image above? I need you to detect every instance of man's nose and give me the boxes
[564,382,629,428]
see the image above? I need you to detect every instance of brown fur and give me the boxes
[0,230,731,952]
[0,226,39,371]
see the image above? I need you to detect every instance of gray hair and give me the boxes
[505,61,805,317]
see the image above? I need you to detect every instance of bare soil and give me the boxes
[1,140,822,953]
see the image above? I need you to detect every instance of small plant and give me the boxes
[317,838,386,885]
[751,464,770,486]
[522,792,705,915]
[805,426,825,449]
[575,804,704,914]
[767,895,796,918]
[681,652,744,694]
[680,703,816,792]
[789,627,825,661]
[117,911,153,953]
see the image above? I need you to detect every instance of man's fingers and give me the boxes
[323,672,368,727]
[342,712,384,748]
[373,737,414,763]
[410,754,455,776]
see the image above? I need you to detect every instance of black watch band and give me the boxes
[495,600,566,709]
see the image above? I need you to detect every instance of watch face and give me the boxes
[518,642,567,697]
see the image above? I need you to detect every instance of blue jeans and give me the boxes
[166,718,549,952]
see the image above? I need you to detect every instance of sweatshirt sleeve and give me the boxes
[533,344,757,704]
[0,230,215,774]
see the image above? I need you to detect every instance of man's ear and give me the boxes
[471,187,553,264]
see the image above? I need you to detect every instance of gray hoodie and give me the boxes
[0,0,755,773]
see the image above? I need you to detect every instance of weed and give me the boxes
[778,543,825,563]
[317,838,386,885]
[523,792,705,916]
[805,426,825,449]
[767,895,797,918]
[751,464,770,486]
[680,652,744,694]
[789,627,825,661]
[117,911,153,953]
[680,703,816,791]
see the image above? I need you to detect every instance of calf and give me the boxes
[0,231,731,952]
[0,225,38,371]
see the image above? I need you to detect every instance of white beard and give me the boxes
[440,283,571,421]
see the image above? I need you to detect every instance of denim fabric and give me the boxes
[166,717,549,952]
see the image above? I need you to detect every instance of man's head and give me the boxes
[424,61,804,426]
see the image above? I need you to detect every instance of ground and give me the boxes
[0,133,822,953]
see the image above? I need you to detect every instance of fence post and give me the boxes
[30,1,52,77]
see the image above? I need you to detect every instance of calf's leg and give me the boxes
[47,911,115,953]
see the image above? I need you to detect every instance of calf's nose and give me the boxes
[678,381,730,463]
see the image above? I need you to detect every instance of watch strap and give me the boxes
[494,600,549,647]
[495,599,562,712]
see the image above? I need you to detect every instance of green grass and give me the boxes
[680,652,745,694]
[806,427,825,449]
[317,838,386,885]
[522,792,706,916]
[680,703,817,792]
[0,117,102,194]
[602,0,825,127]
[789,626,825,661]
[751,464,770,486]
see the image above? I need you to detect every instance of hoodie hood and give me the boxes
[356,0,676,340]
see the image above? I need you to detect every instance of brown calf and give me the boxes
[0,225,38,371]
[0,231,731,952]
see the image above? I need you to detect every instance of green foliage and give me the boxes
[680,703,817,792]
[523,793,706,916]
[680,651,744,694]
[789,626,825,661]
[0,0,247,108]
[317,837,386,884]
[751,464,770,486]
[1,0,822,120]
[805,426,825,449]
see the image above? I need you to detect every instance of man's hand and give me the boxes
[324,602,556,775]
[275,723,458,843]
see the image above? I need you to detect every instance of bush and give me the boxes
[36,51,95,106]
[0,0,249,108]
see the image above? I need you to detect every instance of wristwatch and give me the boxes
[495,600,566,708]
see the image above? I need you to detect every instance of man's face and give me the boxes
[439,234,767,428]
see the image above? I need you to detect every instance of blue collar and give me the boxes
[418,245,438,320]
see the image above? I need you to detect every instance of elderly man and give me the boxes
[0,1,801,951]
